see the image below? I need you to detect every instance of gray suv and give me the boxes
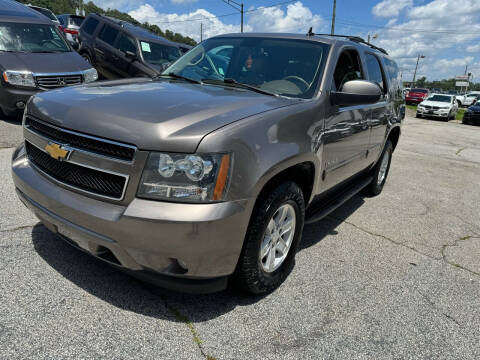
[12,33,404,295]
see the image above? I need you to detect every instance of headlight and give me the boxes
[83,68,98,83]
[2,71,36,88]
[137,152,232,203]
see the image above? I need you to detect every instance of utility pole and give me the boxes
[222,0,244,32]
[200,23,203,42]
[412,54,425,87]
[331,0,336,35]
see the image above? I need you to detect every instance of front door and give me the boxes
[94,24,121,79]
[114,32,138,78]
[322,48,371,190]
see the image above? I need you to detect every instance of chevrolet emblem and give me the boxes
[45,142,70,161]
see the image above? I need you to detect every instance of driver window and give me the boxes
[116,33,136,55]
[332,49,363,91]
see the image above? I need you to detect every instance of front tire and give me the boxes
[233,181,305,295]
[366,140,393,196]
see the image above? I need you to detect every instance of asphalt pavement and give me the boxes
[1,113,480,359]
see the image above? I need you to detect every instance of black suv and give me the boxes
[78,14,182,79]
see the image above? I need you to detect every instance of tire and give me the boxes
[366,140,393,196]
[457,101,461,107]
[233,181,305,295]
[415,112,420,118]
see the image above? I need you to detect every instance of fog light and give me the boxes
[15,101,26,109]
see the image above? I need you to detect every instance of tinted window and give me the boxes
[141,41,181,64]
[82,17,99,35]
[99,25,119,46]
[365,53,386,93]
[69,16,84,27]
[117,33,136,54]
[332,49,364,91]
[427,95,451,102]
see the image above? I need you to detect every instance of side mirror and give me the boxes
[331,80,382,107]
[125,51,137,60]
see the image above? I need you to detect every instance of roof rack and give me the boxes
[306,27,388,55]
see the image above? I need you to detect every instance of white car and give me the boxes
[416,94,458,121]
[456,93,478,107]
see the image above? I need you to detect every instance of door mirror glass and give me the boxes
[331,80,382,107]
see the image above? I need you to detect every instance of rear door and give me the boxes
[364,52,390,161]
[322,47,372,190]
[94,24,121,79]
[113,31,139,78]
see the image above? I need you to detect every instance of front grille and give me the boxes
[423,105,440,110]
[25,117,135,161]
[35,74,83,88]
[26,142,126,199]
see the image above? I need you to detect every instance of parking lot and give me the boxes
[1,112,479,359]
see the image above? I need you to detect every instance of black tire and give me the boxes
[233,181,305,295]
[366,140,393,196]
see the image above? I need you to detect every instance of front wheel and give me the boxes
[366,140,393,196]
[233,181,305,295]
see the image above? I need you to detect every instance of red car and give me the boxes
[405,88,429,104]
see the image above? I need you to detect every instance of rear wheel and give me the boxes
[366,140,393,196]
[233,181,305,295]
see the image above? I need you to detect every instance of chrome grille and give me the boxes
[25,117,136,162]
[25,141,127,200]
[35,74,83,88]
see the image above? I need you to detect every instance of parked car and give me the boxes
[455,93,477,107]
[27,5,60,27]
[12,32,403,294]
[405,88,429,104]
[416,93,458,121]
[0,0,97,118]
[78,14,182,79]
[57,14,85,48]
[462,103,480,125]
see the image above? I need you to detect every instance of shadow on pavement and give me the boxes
[31,195,365,322]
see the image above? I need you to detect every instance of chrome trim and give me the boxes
[32,71,86,77]
[24,116,137,163]
[25,140,129,201]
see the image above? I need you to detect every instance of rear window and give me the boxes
[69,16,84,27]
[98,25,119,46]
[411,88,428,93]
[82,17,99,35]
[365,53,386,94]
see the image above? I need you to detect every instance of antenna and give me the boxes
[306,27,314,37]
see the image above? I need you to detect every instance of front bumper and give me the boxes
[416,108,450,118]
[406,97,425,104]
[12,147,254,293]
[463,112,480,125]
[0,85,38,116]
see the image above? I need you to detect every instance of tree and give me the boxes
[17,0,196,46]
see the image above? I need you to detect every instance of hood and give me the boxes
[468,104,480,111]
[28,79,299,153]
[0,51,91,73]
[419,100,452,107]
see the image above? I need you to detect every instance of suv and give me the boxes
[57,14,85,48]
[0,0,97,118]
[12,33,403,295]
[78,14,182,79]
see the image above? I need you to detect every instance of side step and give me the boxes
[305,176,373,224]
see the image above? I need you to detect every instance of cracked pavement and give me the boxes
[1,114,480,359]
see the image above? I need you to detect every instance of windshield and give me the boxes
[140,41,182,66]
[164,37,330,99]
[427,95,451,102]
[0,22,70,53]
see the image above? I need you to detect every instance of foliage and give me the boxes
[404,77,480,91]
[17,0,197,46]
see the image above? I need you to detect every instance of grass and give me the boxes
[406,104,465,121]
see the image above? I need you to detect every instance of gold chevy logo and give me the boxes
[45,142,70,161]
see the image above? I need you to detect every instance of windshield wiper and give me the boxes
[201,78,278,97]
[156,72,202,84]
